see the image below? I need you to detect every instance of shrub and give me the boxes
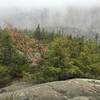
[22,71,45,83]
[0,65,11,87]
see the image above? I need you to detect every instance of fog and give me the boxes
[0,0,100,38]
[0,0,100,9]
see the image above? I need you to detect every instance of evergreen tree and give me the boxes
[0,29,12,66]
[34,24,41,40]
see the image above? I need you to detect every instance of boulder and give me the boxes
[0,79,100,100]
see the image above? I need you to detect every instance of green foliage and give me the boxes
[0,28,30,87]
[40,35,100,81]
[22,71,45,83]
[31,25,61,43]
[11,51,29,66]
[0,65,11,87]
[0,27,100,87]
[0,29,13,66]
[42,66,61,81]
[33,24,41,40]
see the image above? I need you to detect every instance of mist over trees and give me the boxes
[0,5,100,88]
[0,7,100,40]
[0,7,100,37]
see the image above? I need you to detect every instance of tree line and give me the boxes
[0,26,100,87]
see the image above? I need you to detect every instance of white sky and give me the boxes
[0,0,100,9]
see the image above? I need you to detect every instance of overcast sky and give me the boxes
[0,0,100,9]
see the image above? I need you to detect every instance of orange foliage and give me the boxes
[5,22,48,62]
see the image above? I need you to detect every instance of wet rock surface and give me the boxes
[0,79,100,100]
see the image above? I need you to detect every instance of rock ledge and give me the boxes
[0,79,100,100]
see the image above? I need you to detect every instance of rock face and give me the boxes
[0,79,100,100]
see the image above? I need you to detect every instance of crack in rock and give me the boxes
[47,84,69,100]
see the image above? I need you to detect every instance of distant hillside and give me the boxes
[0,7,100,37]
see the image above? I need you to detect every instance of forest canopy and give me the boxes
[0,26,100,87]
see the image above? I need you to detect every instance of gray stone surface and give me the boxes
[0,79,100,100]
